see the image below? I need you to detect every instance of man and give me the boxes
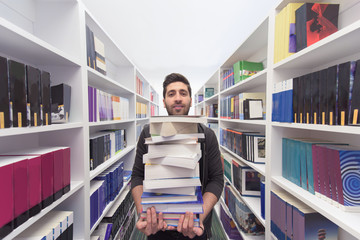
[131,73,224,239]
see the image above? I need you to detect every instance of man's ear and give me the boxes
[190,98,192,107]
[163,99,166,108]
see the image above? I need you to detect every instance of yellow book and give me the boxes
[274,10,281,63]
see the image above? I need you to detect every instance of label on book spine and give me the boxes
[46,113,48,125]
[353,109,358,125]
[322,112,325,125]
[18,112,22,127]
[341,111,345,126]
[0,112,3,128]
[330,112,333,125]
[34,113,37,127]
[314,112,317,124]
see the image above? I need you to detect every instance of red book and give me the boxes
[27,155,42,217]
[0,159,14,238]
[63,147,71,194]
[53,149,64,201]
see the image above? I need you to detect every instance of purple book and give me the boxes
[93,87,97,122]
[88,86,93,122]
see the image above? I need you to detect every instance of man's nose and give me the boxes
[174,93,182,101]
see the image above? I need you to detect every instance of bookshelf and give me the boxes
[196,0,360,239]
[0,1,159,239]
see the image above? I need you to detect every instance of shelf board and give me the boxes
[136,117,150,122]
[220,197,265,240]
[206,117,219,121]
[0,122,84,137]
[272,176,360,238]
[136,93,150,103]
[3,181,83,240]
[220,146,266,176]
[204,93,219,103]
[90,180,131,234]
[220,70,267,96]
[274,19,360,70]
[0,17,81,67]
[90,145,135,180]
[87,68,133,96]
[89,119,135,127]
[220,118,266,126]
[271,122,360,135]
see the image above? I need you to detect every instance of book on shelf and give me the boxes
[327,65,337,125]
[90,180,105,229]
[243,98,263,120]
[337,61,354,126]
[8,60,27,128]
[232,158,262,197]
[0,56,10,129]
[51,83,71,123]
[221,151,233,182]
[26,65,41,127]
[92,223,112,240]
[296,3,339,52]
[205,87,215,98]
[350,59,360,125]
[233,60,264,84]
[86,25,107,75]
[221,68,234,90]
[310,71,320,124]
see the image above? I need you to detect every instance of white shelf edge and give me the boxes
[88,119,135,127]
[206,117,219,121]
[136,118,150,122]
[0,122,84,137]
[87,68,133,95]
[204,93,219,103]
[90,145,135,180]
[272,176,360,238]
[220,119,266,126]
[3,181,84,240]
[271,122,360,135]
[219,197,265,240]
[220,146,266,176]
[136,93,150,103]
[90,180,131,234]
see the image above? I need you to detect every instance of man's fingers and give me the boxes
[177,214,184,232]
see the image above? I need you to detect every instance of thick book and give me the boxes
[141,187,201,204]
[303,73,312,124]
[145,133,205,144]
[243,99,263,120]
[0,158,14,238]
[350,60,360,125]
[327,65,338,125]
[145,163,199,180]
[337,62,354,126]
[141,189,203,214]
[26,65,41,127]
[51,83,71,123]
[40,71,52,126]
[143,152,201,170]
[292,77,299,123]
[143,177,201,190]
[143,185,196,196]
[8,60,27,128]
[319,69,328,124]
[93,34,106,75]
[146,143,201,159]
[310,71,320,124]
[0,56,10,128]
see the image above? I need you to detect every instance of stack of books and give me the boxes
[140,116,207,227]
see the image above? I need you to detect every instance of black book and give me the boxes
[243,99,263,120]
[51,83,71,123]
[0,56,10,128]
[311,71,320,124]
[327,65,338,125]
[86,25,93,68]
[303,73,312,124]
[297,75,305,123]
[8,60,27,128]
[295,3,307,52]
[40,71,51,126]
[337,62,352,126]
[26,65,41,127]
[319,69,328,124]
[292,77,299,123]
[350,60,360,125]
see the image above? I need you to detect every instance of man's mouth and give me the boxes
[173,105,184,110]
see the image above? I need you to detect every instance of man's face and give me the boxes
[163,81,192,115]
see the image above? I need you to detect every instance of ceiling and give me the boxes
[82,0,278,112]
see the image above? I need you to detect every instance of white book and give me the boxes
[147,143,201,158]
[140,212,198,220]
[141,192,198,204]
[145,163,199,180]
[143,186,196,195]
[145,133,205,144]
[143,177,201,190]
[150,115,206,123]
[143,153,201,169]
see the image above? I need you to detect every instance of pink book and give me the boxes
[53,149,64,201]
[0,160,14,238]
[27,155,42,217]
[312,145,320,195]
[63,147,71,194]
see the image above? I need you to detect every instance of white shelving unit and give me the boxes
[196,0,360,239]
[0,1,159,239]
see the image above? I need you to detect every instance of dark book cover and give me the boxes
[292,77,299,123]
[8,60,27,128]
[311,71,320,124]
[303,73,312,124]
[350,60,360,125]
[51,83,71,123]
[337,62,353,126]
[0,56,10,128]
[296,3,339,52]
[297,75,305,123]
[244,99,263,120]
[86,25,93,68]
[319,69,328,124]
[26,65,41,127]
[40,71,51,126]
[327,65,338,125]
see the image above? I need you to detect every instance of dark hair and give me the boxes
[163,73,192,98]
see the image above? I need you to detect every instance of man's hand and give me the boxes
[177,212,204,239]
[136,207,167,236]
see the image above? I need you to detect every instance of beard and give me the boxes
[165,103,191,115]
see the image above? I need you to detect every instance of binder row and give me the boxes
[136,102,147,119]
[273,59,360,126]
[91,223,112,240]
[219,204,243,239]
[90,161,124,229]
[88,86,130,122]
[89,129,126,171]
[219,128,266,164]
[223,183,265,235]
[220,92,266,120]
[0,56,54,129]
[282,138,360,210]
[205,103,218,118]
[271,190,339,240]
[136,75,145,96]
[86,25,107,75]
[0,147,71,239]
[14,211,73,240]
[102,188,134,239]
